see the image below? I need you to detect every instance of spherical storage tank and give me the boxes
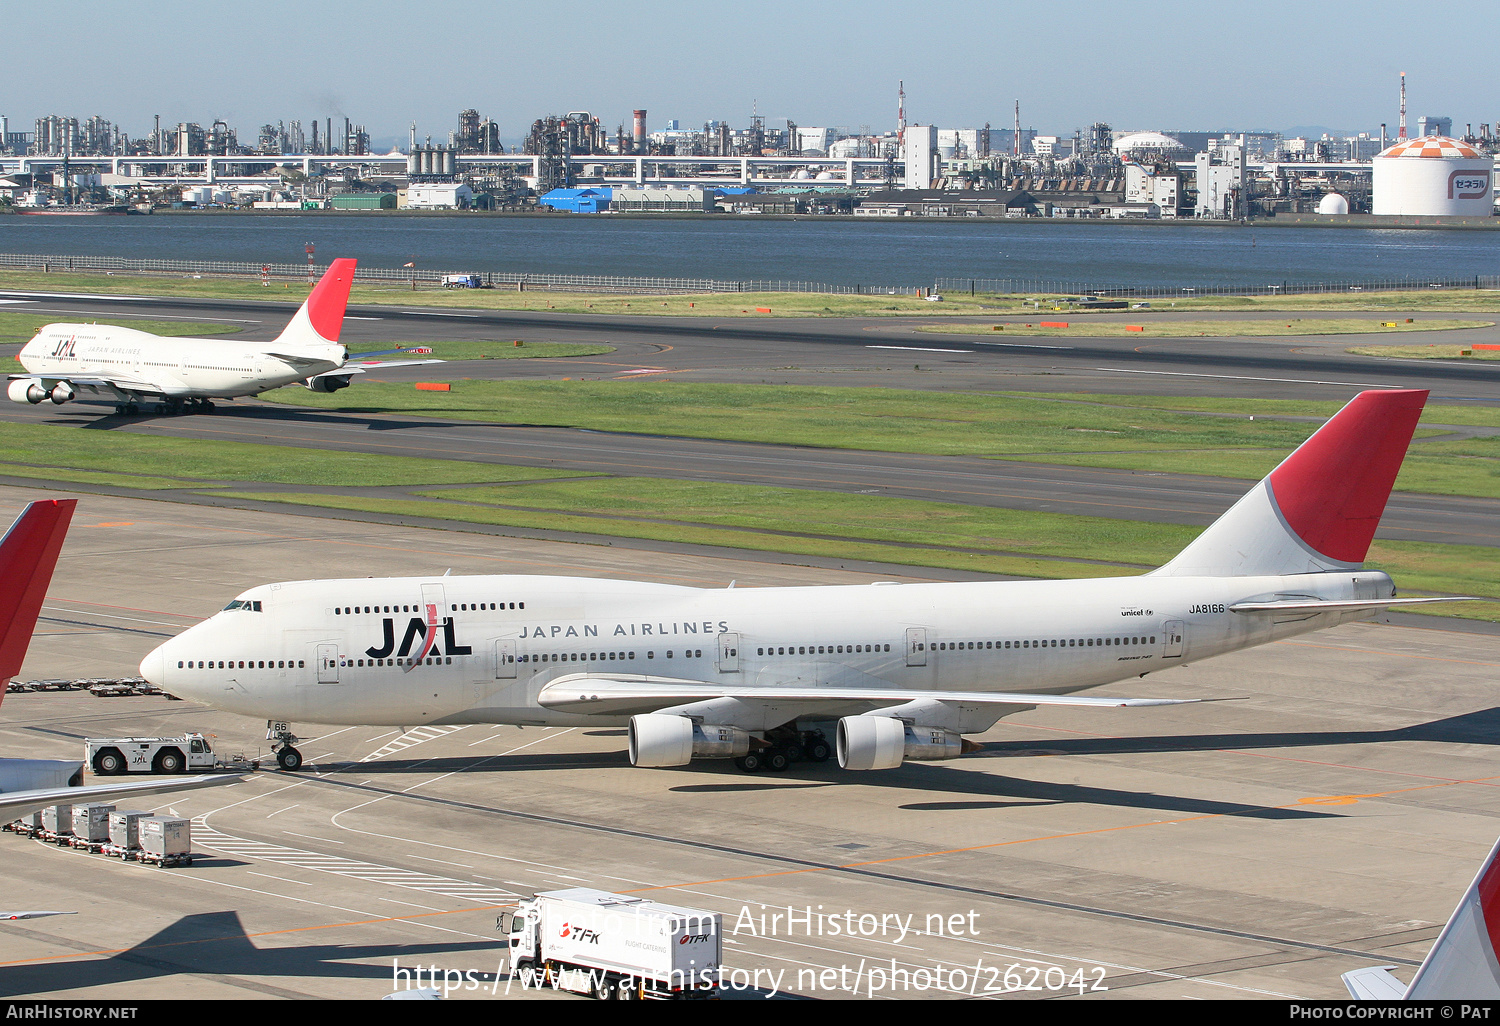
[1372,136,1493,216]
[1317,192,1350,215]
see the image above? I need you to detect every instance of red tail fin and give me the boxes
[0,500,76,692]
[1267,389,1428,564]
[1158,389,1426,578]
[305,258,357,343]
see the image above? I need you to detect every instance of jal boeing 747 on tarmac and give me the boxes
[7,258,436,415]
[142,389,1461,774]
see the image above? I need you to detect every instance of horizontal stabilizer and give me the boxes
[346,358,445,369]
[537,675,1195,717]
[1342,966,1409,1000]
[1230,596,1479,614]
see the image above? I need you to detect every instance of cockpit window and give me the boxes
[222,600,263,611]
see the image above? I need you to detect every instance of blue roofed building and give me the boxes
[539,187,612,213]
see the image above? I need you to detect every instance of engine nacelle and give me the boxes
[837,716,906,771]
[691,723,751,760]
[629,715,752,766]
[48,383,74,405]
[305,375,352,393]
[902,725,963,762]
[629,714,694,767]
[7,380,48,405]
[838,717,965,770]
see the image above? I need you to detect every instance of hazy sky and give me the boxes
[6,1,1495,146]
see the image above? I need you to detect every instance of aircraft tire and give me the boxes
[276,746,303,772]
[735,753,763,773]
[765,750,791,772]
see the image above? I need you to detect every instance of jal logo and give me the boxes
[50,337,77,359]
[364,616,473,660]
[1449,169,1491,199]
[560,923,600,944]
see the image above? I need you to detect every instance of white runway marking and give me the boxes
[865,345,969,353]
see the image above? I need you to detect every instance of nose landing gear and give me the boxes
[267,721,304,771]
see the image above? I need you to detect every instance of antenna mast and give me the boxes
[1398,72,1407,140]
[897,80,906,145]
[1013,99,1021,155]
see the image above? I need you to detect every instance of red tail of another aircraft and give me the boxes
[0,500,77,695]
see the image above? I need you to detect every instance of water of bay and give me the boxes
[0,213,1495,289]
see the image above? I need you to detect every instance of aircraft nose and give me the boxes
[139,644,167,687]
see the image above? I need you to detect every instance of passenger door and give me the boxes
[1162,620,1185,660]
[717,632,740,673]
[906,628,928,667]
[316,643,339,683]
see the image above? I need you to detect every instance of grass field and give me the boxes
[269,381,1500,498]
[919,318,1492,338]
[4,267,1500,316]
[0,422,586,489]
[1346,344,1500,360]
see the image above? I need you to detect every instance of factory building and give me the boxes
[403,183,473,209]
[609,188,716,212]
[539,187,612,213]
[902,126,940,190]
[1372,135,1493,216]
[1123,161,1181,217]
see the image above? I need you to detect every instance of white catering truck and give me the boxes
[503,889,721,1000]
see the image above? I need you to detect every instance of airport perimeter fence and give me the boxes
[3,253,1496,299]
[0,252,920,296]
[934,275,1500,299]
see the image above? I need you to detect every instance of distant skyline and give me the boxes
[6,1,1497,147]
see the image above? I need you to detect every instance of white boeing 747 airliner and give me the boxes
[142,389,1458,774]
[8,258,436,415]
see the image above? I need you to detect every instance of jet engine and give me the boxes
[628,714,751,767]
[837,716,964,770]
[306,375,352,393]
[48,383,74,405]
[7,380,48,405]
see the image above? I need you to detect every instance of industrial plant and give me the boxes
[1,77,1495,221]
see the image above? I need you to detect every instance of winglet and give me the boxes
[0,500,77,693]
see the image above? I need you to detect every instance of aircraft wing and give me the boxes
[7,374,168,401]
[0,772,245,823]
[536,675,1195,718]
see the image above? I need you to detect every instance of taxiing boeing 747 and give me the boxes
[8,258,436,415]
[141,389,1459,774]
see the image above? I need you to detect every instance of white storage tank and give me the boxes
[1372,136,1493,216]
[1317,192,1350,215]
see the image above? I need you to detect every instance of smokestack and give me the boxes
[633,110,646,151]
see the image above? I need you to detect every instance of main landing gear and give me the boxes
[733,728,831,774]
[267,722,304,771]
[114,399,216,417]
